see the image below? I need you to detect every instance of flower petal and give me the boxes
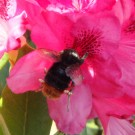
[6,0,17,18]
[112,0,134,24]
[34,0,116,13]
[82,59,123,98]
[8,11,27,39]
[31,11,73,51]
[47,83,92,134]
[7,49,54,93]
[16,0,42,27]
[0,19,8,53]
[107,117,135,135]
[93,95,135,132]
[90,0,116,13]
[113,43,135,98]
[71,13,120,60]
[0,0,17,19]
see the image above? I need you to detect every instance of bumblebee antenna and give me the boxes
[79,52,89,64]
[81,52,89,61]
[67,93,71,112]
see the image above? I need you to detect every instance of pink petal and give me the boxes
[0,11,27,57]
[16,0,42,27]
[6,11,27,51]
[0,0,17,19]
[31,11,73,51]
[0,51,5,59]
[112,0,134,24]
[107,117,135,135]
[113,44,135,98]
[30,0,50,8]
[71,13,120,59]
[93,95,135,132]
[47,83,92,134]
[82,57,123,98]
[6,0,17,18]
[0,19,8,52]
[7,49,54,93]
[89,0,116,13]
[34,0,116,13]
[8,11,27,39]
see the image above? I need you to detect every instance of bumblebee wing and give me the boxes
[39,48,60,61]
[66,64,83,85]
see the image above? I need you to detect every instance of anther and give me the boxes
[39,79,45,83]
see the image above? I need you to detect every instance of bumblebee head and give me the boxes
[60,49,82,66]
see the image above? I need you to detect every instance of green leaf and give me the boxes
[0,114,11,135]
[24,30,36,49]
[0,62,10,95]
[54,131,65,135]
[0,53,9,70]
[16,44,34,61]
[80,119,103,135]
[0,86,52,135]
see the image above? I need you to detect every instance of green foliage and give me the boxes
[0,53,9,95]
[16,44,34,61]
[81,119,102,135]
[24,30,36,49]
[0,87,52,135]
[0,53,9,70]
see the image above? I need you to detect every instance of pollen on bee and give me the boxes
[41,82,63,99]
[39,79,45,83]
[64,90,72,95]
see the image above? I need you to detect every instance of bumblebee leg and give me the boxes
[67,94,71,112]
[64,82,75,112]
[66,82,74,93]
[64,90,72,95]
[64,90,72,112]
[37,79,45,92]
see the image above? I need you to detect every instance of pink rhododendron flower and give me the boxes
[6,1,135,134]
[0,0,27,58]
[7,49,92,134]
[7,10,127,134]
[31,11,124,99]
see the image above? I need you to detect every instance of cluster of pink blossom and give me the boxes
[0,0,27,58]
[1,0,135,134]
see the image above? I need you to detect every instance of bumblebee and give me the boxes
[39,49,88,99]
